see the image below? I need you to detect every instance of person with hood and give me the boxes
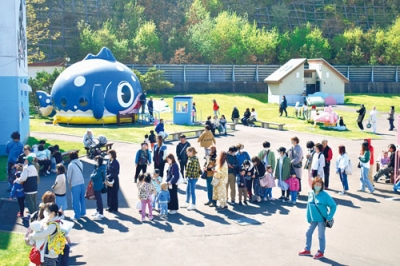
[279,96,288,117]
[364,139,375,185]
[368,106,378,134]
[67,151,86,220]
[388,106,395,131]
[356,104,366,131]
[231,106,240,123]
[198,125,216,156]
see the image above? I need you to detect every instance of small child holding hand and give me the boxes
[236,169,248,205]
[286,173,300,204]
[156,183,170,219]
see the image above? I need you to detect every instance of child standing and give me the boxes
[286,174,300,204]
[149,130,156,151]
[138,173,156,222]
[144,134,150,146]
[52,164,68,212]
[10,165,25,217]
[151,169,162,210]
[236,169,248,205]
[157,183,170,219]
[263,166,276,200]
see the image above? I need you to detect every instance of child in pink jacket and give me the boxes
[286,174,300,204]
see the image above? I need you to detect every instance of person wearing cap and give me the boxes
[176,135,191,180]
[15,154,39,215]
[198,125,216,156]
[275,147,291,202]
[6,131,23,191]
[140,90,147,114]
[231,106,240,123]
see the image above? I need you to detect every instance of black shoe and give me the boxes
[239,202,243,205]
[204,202,211,205]
[244,201,248,205]
[385,179,391,183]
[134,180,137,183]
[209,203,216,207]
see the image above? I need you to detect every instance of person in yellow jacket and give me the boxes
[197,125,216,156]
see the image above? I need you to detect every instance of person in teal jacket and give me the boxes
[90,156,106,219]
[358,142,375,193]
[299,177,337,260]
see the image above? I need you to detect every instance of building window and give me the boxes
[304,72,313,78]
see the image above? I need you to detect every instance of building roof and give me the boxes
[307,58,349,83]
[264,58,306,84]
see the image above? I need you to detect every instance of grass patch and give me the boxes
[345,93,400,112]
[0,137,83,182]
[0,231,30,266]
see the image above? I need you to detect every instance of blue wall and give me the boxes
[0,77,30,155]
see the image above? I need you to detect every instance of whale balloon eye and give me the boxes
[79,97,88,107]
[117,82,134,108]
[60,98,67,108]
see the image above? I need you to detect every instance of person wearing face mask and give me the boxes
[275,147,291,202]
[258,141,276,172]
[304,141,316,188]
[299,178,337,260]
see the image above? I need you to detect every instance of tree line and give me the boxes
[28,0,400,65]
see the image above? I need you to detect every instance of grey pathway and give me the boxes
[1,116,399,266]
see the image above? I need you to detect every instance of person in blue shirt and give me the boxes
[5,132,23,191]
[299,177,337,260]
[155,119,169,140]
[10,164,25,217]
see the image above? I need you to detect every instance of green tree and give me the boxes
[133,21,162,64]
[133,67,174,94]
[28,69,62,112]
[384,17,400,65]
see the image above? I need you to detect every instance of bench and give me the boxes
[233,118,239,124]
[61,149,80,163]
[226,123,236,130]
[169,129,204,141]
[100,143,114,153]
[259,121,285,131]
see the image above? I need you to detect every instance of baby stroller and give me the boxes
[88,135,108,159]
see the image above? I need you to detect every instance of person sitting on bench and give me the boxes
[374,144,396,183]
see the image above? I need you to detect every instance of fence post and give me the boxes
[396,66,398,82]
[371,66,374,82]
[347,66,350,81]
[256,65,259,82]
[232,65,235,81]
[183,65,186,82]
[208,65,211,82]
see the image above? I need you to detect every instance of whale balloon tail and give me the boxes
[36,90,55,117]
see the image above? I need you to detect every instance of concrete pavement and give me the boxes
[1,116,399,266]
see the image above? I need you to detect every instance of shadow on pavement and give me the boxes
[114,211,142,225]
[192,210,230,225]
[95,217,129,232]
[167,212,205,227]
[70,216,104,234]
[319,257,349,266]
[68,255,86,265]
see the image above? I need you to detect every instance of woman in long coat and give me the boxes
[212,151,228,210]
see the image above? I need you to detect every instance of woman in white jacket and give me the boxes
[368,106,378,134]
[311,143,325,180]
[336,145,350,195]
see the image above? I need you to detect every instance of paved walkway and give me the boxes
[1,116,399,266]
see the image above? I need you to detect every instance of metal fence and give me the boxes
[127,64,400,83]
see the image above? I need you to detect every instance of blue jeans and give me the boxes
[186,178,198,205]
[71,184,86,219]
[206,177,216,204]
[339,171,349,191]
[56,195,68,212]
[264,188,272,198]
[305,221,326,253]
[160,203,168,215]
[290,191,298,203]
[360,166,374,192]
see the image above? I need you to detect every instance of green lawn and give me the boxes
[345,93,400,112]
[0,232,30,266]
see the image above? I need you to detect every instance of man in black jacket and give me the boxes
[176,135,191,180]
[139,90,147,114]
[374,144,396,183]
[231,106,240,123]
[147,96,154,121]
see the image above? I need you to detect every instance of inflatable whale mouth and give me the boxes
[36,47,143,124]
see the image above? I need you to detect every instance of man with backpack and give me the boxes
[134,143,152,183]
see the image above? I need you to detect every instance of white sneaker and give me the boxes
[338,191,346,195]
[46,170,51,175]
[181,202,189,208]
[188,204,196,211]
[269,197,275,200]
[91,211,99,216]
[94,214,104,219]
[169,210,177,214]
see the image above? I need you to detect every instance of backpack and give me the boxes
[47,221,66,255]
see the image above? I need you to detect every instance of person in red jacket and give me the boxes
[212,99,220,116]
[364,138,375,185]
[322,139,333,189]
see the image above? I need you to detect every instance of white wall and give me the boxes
[28,66,63,79]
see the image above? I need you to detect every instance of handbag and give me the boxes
[200,171,207,180]
[313,194,335,229]
[211,178,220,186]
[29,243,45,265]
[357,161,361,168]
[135,200,142,210]
[84,180,96,200]
[175,171,185,186]
[345,160,353,175]
[259,175,268,187]
[105,178,114,187]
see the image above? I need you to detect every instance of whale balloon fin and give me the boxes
[83,47,116,62]
[92,84,105,119]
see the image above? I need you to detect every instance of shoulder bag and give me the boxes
[345,159,353,175]
[313,194,334,228]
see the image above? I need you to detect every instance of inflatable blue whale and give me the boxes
[36,47,142,124]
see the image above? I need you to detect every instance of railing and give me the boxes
[127,64,400,83]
